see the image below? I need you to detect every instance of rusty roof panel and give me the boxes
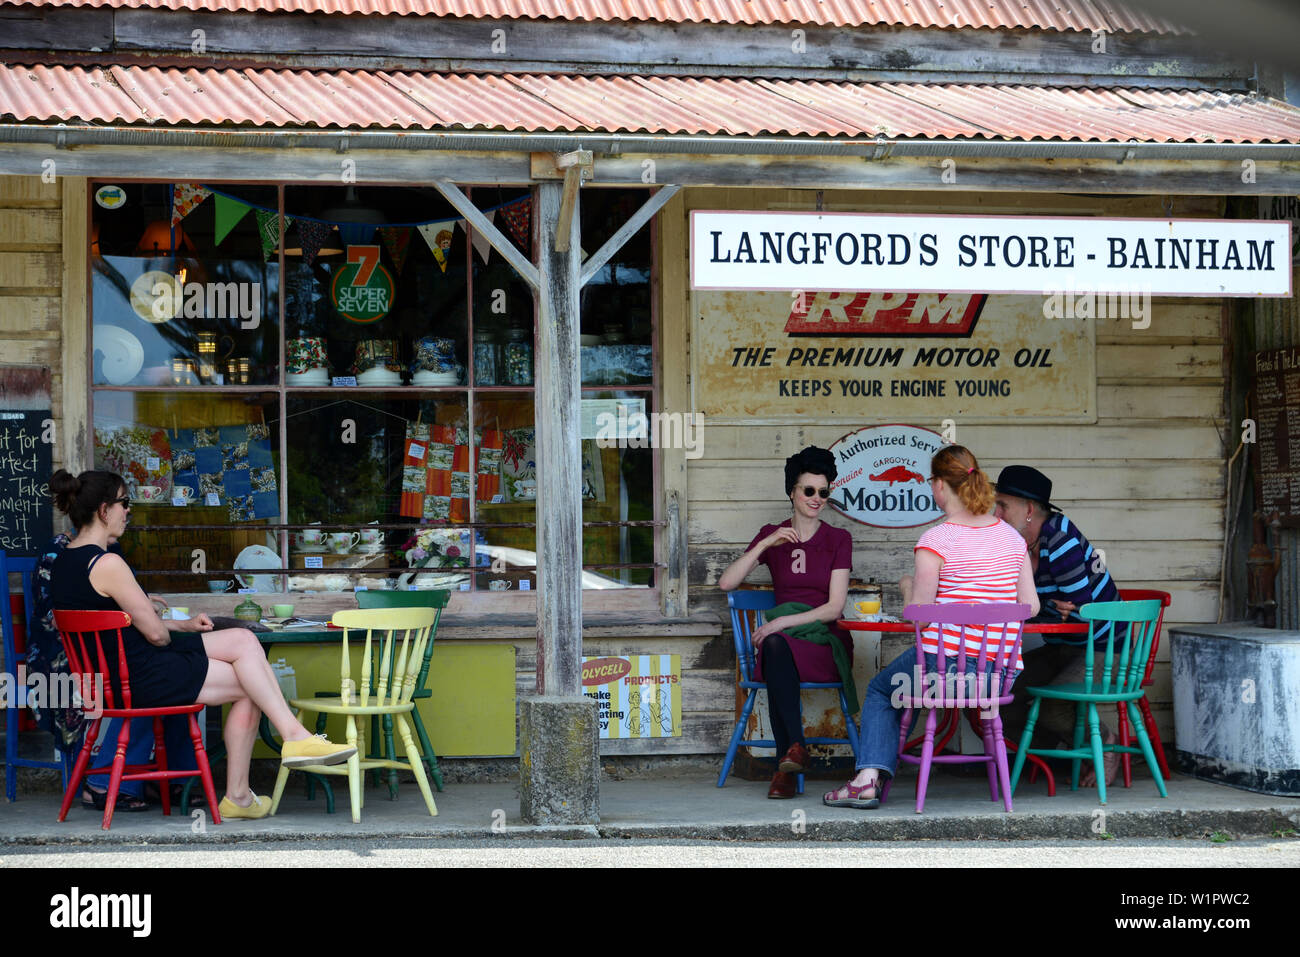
[3,66,1297,143]
[0,0,1189,32]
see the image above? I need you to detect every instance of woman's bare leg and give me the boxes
[222,696,260,803]
[197,628,311,743]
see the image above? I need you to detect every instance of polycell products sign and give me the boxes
[581,655,682,739]
[829,425,945,529]
[691,211,1292,297]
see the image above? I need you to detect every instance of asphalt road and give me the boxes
[3,836,1297,867]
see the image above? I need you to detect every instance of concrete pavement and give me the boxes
[3,763,1297,845]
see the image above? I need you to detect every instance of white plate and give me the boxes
[411,371,460,386]
[287,369,330,386]
[234,544,284,593]
[356,368,402,386]
[95,325,146,386]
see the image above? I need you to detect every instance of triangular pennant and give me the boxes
[471,210,495,264]
[498,197,531,250]
[255,210,292,260]
[296,220,335,266]
[337,222,377,247]
[171,184,211,228]
[213,193,253,246]
[418,220,458,273]
[380,226,413,276]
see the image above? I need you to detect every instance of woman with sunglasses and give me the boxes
[718,446,854,799]
[48,469,357,820]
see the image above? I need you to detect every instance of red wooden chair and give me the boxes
[1116,588,1173,786]
[53,610,221,829]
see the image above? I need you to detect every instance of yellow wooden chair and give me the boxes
[270,607,439,823]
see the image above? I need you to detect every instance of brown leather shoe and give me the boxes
[779,742,810,773]
[767,771,797,799]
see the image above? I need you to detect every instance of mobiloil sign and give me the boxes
[829,424,945,528]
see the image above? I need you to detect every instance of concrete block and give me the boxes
[519,695,600,824]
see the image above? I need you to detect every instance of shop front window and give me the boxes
[89,183,658,595]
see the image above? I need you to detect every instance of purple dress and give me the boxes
[748,520,854,682]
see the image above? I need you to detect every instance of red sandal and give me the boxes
[822,779,881,809]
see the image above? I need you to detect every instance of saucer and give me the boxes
[287,369,330,386]
[411,370,460,386]
[356,368,402,386]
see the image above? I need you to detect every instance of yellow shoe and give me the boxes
[281,733,357,768]
[218,791,272,820]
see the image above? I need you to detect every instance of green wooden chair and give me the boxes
[354,588,449,792]
[1009,598,1168,805]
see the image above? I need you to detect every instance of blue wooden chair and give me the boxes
[719,590,860,793]
[2,550,73,801]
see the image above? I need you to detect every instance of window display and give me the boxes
[89,183,658,595]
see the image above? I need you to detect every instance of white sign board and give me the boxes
[828,424,946,528]
[691,211,1292,297]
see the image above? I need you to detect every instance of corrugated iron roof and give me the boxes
[0,0,1188,32]
[4,67,1294,142]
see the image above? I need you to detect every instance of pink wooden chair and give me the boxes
[882,602,1032,813]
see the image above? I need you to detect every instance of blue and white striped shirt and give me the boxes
[1033,513,1119,647]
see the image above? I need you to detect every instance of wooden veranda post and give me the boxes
[534,179,583,696]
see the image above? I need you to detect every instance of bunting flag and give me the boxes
[498,197,532,250]
[418,220,459,273]
[171,184,211,227]
[469,211,496,264]
[380,226,413,275]
[254,210,294,261]
[338,222,377,247]
[213,193,253,246]
[296,220,335,266]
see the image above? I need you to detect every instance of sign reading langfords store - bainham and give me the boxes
[691,212,1291,297]
[830,425,945,528]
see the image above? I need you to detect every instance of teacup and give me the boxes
[354,339,400,375]
[287,337,329,375]
[301,528,325,547]
[272,603,295,619]
[207,580,230,593]
[329,531,360,554]
[359,528,383,550]
[487,579,512,592]
[174,485,196,502]
[855,599,881,616]
[136,486,162,502]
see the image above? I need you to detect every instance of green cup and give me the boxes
[272,603,295,618]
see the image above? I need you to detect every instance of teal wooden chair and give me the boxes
[353,589,449,792]
[1009,598,1168,805]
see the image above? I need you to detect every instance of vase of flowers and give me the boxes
[398,525,472,590]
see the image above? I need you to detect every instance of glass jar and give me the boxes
[473,336,500,386]
[503,325,533,386]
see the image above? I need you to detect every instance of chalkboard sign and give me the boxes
[1252,348,1300,525]
[0,409,54,556]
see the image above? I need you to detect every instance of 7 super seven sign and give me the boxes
[332,244,395,323]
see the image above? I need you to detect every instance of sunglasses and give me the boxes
[113,496,132,508]
[800,486,831,499]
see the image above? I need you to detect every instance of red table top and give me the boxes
[838,619,1087,635]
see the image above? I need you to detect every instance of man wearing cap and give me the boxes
[993,465,1121,787]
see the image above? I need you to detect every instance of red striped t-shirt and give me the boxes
[914,519,1027,670]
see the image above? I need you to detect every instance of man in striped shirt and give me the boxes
[993,465,1120,787]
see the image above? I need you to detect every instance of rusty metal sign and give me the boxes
[692,289,1095,424]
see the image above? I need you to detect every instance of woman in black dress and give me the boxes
[49,469,358,820]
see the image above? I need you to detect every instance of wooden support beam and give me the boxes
[534,179,583,696]
[580,185,680,288]
[553,151,590,254]
[430,178,539,291]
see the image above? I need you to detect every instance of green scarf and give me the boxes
[767,601,858,715]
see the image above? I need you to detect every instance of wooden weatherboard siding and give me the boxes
[0,175,72,477]
[668,187,1230,751]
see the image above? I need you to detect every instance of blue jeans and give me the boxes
[87,715,200,797]
[855,648,1017,776]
